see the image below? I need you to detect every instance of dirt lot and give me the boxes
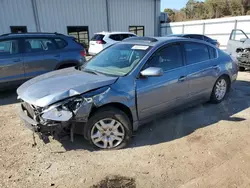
[1,72,250,188]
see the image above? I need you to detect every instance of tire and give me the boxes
[210,76,230,104]
[239,66,246,71]
[84,107,132,150]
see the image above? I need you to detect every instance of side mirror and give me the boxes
[240,38,247,42]
[140,67,163,77]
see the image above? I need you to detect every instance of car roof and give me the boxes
[121,36,214,47]
[0,32,67,39]
[94,31,136,35]
[167,34,204,37]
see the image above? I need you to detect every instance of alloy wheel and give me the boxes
[215,78,227,101]
[90,118,125,149]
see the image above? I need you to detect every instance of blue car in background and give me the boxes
[167,34,220,47]
[18,36,238,150]
[0,32,86,90]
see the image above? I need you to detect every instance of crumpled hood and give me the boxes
[17,68,117,107]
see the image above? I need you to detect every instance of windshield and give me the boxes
[83,43,151,76]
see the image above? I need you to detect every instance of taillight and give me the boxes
[80,50,86,57]
[96,40,106,44]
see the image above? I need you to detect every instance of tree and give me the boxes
[230,0,243,16]
[161,0,250,22]
[164,8,175,16]
[242,0,250,14]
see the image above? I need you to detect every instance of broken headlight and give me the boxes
[41,97,84,122]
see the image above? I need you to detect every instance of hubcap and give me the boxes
[215,78,227,100]
[90,118,125,149]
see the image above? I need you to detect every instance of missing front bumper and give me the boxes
[19,104,71,143]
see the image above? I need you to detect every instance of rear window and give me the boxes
[91,34,105,41]
[186,35,204,40]
[54,38,67,49]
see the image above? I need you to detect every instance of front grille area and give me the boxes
[22,102,35,119]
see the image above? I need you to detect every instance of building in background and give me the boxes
[0,0,160,47]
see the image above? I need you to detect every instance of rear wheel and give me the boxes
[239,66,246,71]
[210,76,229,103]
[85,107,132,150]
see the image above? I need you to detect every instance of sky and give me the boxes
[161,0,203,11]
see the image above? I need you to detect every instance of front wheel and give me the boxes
[84,107,132,150]
[210,76,229,103]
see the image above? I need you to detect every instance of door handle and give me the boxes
[178,76,186,82]
[54,54,60,58]
[13,59,21,62]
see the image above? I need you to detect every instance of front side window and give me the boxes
[230,30,248,41]
[84,43,151,76]
[24,38,56,53]
[145,43,183,71]
[0,40,19,55]
[184,42,210,65]
[129,26,144,36]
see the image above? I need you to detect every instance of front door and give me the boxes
[0,39,25,89]
[136,43,188,120]
[227,29,248,57]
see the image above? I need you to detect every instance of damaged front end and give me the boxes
[19,95,93,143]
[236,48,250,68]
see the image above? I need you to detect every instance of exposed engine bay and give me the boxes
[236,48,250,64]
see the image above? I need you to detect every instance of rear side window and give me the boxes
[0,40,19,55]
[184,42,210,65]
[54,38,67,49]
[120,34,134,40]
[24,38,57,53]
[109,34,122,41]
[91,34,104,41]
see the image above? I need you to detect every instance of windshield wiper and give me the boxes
[83,69,100,75]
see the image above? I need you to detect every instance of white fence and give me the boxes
[160,16,250,49]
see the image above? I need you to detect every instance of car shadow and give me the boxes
[0,89,18,106]
[60,80,250,151]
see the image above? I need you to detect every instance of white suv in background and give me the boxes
[88,31,136,55]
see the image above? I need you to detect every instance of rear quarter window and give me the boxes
[208,46,217,59]
[54,38,67,49]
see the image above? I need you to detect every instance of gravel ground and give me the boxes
[1,72,250,188]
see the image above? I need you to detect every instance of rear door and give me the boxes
[227,29,248,56]
[0,38,25,89]
[22,37,60,79]
[184,42,218,101]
